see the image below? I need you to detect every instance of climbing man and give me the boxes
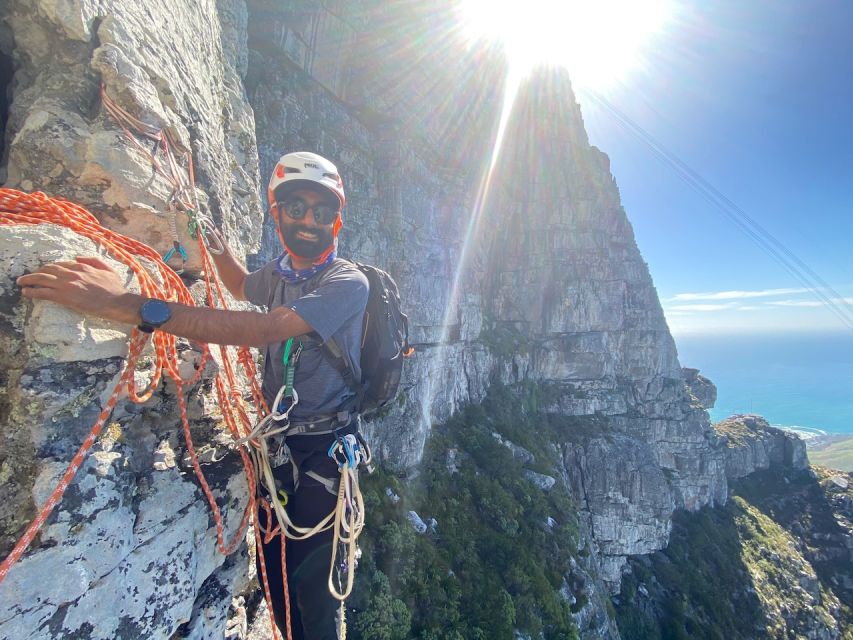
[16,151,369,640]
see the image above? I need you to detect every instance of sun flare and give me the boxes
[458,0,672,87]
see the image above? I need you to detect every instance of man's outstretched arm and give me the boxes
[207,231,249,301]
[16,256,311,347]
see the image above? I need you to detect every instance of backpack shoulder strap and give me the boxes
[318,259,367,404]
[324,337,362,390]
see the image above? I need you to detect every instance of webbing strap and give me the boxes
[304,470,339,496]
[321,338,364,409]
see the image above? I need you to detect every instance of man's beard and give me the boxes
[280,223,334,259]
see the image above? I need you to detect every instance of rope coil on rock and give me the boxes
[0,188,291,640]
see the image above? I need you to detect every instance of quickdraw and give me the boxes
[100,83,225,272]
[277,337,302,417]
[187,208,225,255]
[234,338,303,446]
[327,433,369,638]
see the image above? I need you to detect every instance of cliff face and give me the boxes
[1,1,730,637]
[1,0,262,268]
[716,414,809,480]
[682,366,716,409]
[615,427,852,639]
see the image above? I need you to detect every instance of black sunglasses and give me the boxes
[277,196,340,225]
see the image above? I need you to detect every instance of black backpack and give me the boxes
[323,262,413,414]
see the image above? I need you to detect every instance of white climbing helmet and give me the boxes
[267,151,346,210]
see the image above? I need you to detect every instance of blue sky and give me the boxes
[576,0,853,335]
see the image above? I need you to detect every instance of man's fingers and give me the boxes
[52,260,94,272]
[38,263,76,277]
[20,286,57,300]
[16,272,59,287]
[75,256,113,271]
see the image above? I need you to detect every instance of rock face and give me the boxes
[0,1,258,636]
[615,466,852,639]
[616,419,848,639]
[0,226,252,638]
[1,0,735,636]
[2,0,263,271]
[716,414,809,481]
[682,367,716,409]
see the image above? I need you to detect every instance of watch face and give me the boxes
[141,299,172,327]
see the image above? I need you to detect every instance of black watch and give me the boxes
[138,298,172,333]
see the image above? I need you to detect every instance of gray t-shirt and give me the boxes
[243,257,369,420]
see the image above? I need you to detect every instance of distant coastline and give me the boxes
[677,331,853,437]
[675,330,853,472]
[770,424,853,448]
[801,433,853,472]
[769,424,852,472]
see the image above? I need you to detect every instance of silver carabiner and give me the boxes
[271,386,299,423]
[202,224,225,255]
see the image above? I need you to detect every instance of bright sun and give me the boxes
[458,0,672,87]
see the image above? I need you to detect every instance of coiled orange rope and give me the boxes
[0,188,292,640]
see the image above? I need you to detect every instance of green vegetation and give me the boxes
[350,388,580,639]
[808,435,853,471]
[616,506,765,640]
[615,466,852,640]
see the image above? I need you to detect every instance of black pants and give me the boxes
[256,430,349,640]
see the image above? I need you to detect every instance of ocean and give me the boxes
[674,331,853,436]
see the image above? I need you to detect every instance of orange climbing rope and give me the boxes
[0,188,292,640]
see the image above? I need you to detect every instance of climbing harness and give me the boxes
[247,427,369,640]
[238,349,371,640]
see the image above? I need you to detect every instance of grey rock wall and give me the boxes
[683,367,717,409]
[472,69,727,589]
[0,0,259,637]
[2,0,263,270]
[0,227,251,638]
[716,414,809,481]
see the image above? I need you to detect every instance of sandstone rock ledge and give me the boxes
[715,414,808,481]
